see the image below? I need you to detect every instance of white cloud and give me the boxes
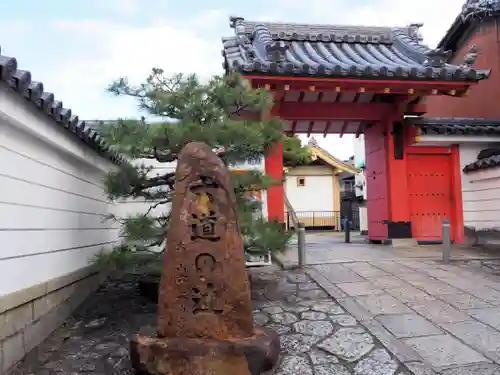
[34,1,468,157]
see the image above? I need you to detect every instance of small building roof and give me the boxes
[0,47,124,165]
[438,0,500,51]
[307,137,358,174]
[408,117,500,135]
[463,148,500,173]
[222,16,489,82]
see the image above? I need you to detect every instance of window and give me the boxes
[297,177,306,187]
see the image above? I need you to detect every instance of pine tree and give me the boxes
[94,69,310,271]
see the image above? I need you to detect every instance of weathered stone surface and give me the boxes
[271,312,298,325]
[376,314,442,338]
[318,327,374,362]
[297,289,329,300]
[130,143,280,375]
[300,311,327,320]
[403,335,488,368]
[315,364,352,375]
[282,305,309,314]
[353,349,398,375]
[440,320,500,363]
[405,280,461,296]
[308,349,339,364]
[467,307,500,330]
[337,281,385,296]
[292,320,334,337]
[407,299,471,324]
[262,306,283,314]
[265,324,291,335]
[287,274,310,284]
[157,143,253,339]
[329,314,358,327]
[275,356,312,375]
[355,294,413,316]
[440,363,500,375]
[304,300,344,314]
[438,293,494,310]
[280,334,320,354]
[298,283,319,291]
[130,335,251,375]
[253,312,269,326]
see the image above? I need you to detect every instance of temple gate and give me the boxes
[221,17,489,244]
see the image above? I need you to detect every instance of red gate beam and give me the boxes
[279,102,391,121]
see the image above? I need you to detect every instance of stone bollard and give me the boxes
[442,218,451,263]
[298,222,306,267]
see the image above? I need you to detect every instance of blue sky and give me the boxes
[1,0,466,159]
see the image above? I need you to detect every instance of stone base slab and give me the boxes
[130,326,280,375]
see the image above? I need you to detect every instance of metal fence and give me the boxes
[286,210,360,231]
[286,211,342,231]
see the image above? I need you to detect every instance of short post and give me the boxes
[345,218,351,243]
[298,222,306,267]
[442,218,451,263]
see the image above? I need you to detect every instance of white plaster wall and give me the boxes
[115,157,268,222]
[0,84,120,296]
[459,143,500,230]
[359,207,368,232]
[353,135,367,199]
[285,175,334,213]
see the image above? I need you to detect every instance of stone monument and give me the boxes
[130,142,280,375]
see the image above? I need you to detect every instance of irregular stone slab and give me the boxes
[263,306,283,314]
[287,274,310,284]
[271,312,298,325]
[298,282,319,291]
[404,334,488,368]
[440,320,500,363]
[282,305,309,314]
[318,327,374,362]
[467,307,500,330]
[297,289,329,300]
[280,334,321,354]
[386,285,435,303]
[315,364,351,375]
[440,363,500,375]
[329,314,358,327]
[369,261,415,276]
[343,262,390,278]
[407,299,471,324]
[337,281,385,296]
[376,314,442,338]
[308,349,339,364]
[406,280,462,296]
[275,355,313,375]
[354,348,398,375]
[306,301,344,315]
[300,311,327,320]
[313,264,365,283]
[438,293,494,310]
[355,294,413,316]
[266,324,291,335]
[292,320,334,337]
[253,312,269,326]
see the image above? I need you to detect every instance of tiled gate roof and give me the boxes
[222,16,489,81]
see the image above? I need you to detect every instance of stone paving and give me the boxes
[306,259,500,374]
[11,268,412,375]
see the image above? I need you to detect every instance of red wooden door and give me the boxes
[364,123,389,240]
[407,153,453,241]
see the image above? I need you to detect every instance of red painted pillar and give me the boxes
[386,120,410,224]
[265,138,285,222]
[451,145,465,244]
